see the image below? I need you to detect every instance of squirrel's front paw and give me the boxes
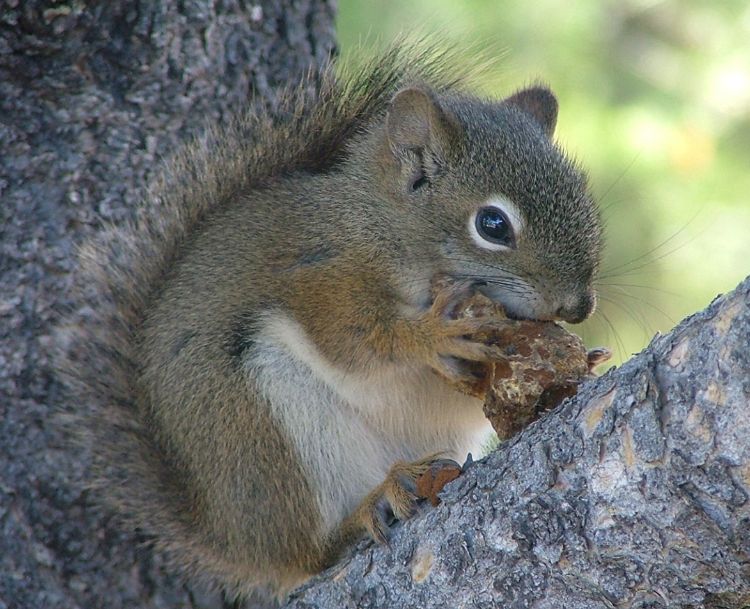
[418,279,506,388]
[354,456,460,543]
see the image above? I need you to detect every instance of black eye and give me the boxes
[475,207,514,247]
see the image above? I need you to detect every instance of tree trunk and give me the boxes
[0,3,335,608]
[286,276,750,609]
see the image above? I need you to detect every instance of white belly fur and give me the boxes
[246,313,492,535]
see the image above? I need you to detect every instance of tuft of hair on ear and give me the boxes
[504,85,558,138]
[385,86,459,156]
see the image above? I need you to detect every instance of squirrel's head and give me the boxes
[373,84,602,324]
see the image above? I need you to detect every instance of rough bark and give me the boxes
[287,277,750,609]
[0,3,335,609]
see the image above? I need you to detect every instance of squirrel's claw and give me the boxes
[586,347,612,373]
[431,353,488,389]
[353,454,456,544]
[429,278,477,319]
[360,496,392,545]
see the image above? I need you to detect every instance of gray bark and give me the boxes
[0,3,335,608]
[286,277,750,609]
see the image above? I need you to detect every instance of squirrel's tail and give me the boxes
[55,39,483,593]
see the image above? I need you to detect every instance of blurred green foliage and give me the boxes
[338,0,750,363]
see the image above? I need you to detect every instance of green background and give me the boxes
[337,0,750,363]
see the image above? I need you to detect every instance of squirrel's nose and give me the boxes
[554,291,596,324]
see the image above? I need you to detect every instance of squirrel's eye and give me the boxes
[475,206,514,247]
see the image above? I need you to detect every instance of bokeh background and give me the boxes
[338,0,750,363]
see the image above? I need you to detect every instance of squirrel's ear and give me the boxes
[386,87,456,154]
[504,86,558,138]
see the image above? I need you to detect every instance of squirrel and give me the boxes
[58,44,602,601]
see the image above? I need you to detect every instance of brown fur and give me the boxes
[57,41,601,601]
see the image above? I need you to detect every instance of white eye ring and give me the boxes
[468,196,524,251]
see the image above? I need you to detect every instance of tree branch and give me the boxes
[286,277,750,608]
